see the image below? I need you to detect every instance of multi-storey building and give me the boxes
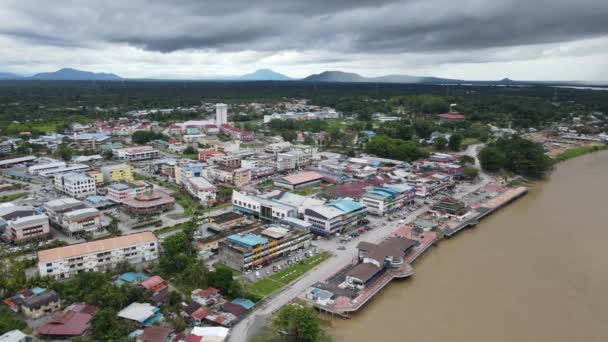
[304,199,368,236]
[209,154,241,169]
[28,161,67,176]
[74,133,111,150]
[112,146,160,161]
[215,103,228,125]
[232,190,298,222]
[37,232,159,279]
[204,166,251,186]
[43,198,102,237]
[85,170,104,186]
[121,192,175,215]
[185,177,217,207]
[54,173,96,198]
[107,182,150,203]
[100,164,134,183]
[175,162,206,185]
[60,208,102,237]
[360,184,416,216]
[0,204,50,242]
[218,226,311,270]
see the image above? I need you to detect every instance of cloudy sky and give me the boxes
[2,0,608,80]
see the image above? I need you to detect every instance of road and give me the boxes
[228,205,430,342]
[229,144,491,342]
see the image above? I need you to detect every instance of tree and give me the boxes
[434,136,447,151]
[0,306,27,334]
[479,146,506,172]
[102,149,114,160]
[303,134,316,146]
[132,130,166,145]
[463,166,479,179]
[90,309,133,341]
[448,133,463,151]
[413,119,435,139]
[208,268,243,298]
[183,145,197,155]
[57,143,73,161]
[272,303,331,342]
[459,155,475,166]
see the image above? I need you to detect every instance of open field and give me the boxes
[248,252,332,297]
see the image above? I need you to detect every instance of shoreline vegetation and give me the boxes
[556,144,608,162]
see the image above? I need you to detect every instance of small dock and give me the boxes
[443,186,528,237]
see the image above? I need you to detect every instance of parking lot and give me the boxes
[242,246,321,282]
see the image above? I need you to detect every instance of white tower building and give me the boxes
[216,103,228,125]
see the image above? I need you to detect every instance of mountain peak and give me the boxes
[238,69,291,81]
[31,68,122,80]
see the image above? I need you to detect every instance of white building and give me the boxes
[60,208,102,237]
[0,204,50,242]
[112,146,160,161]
[27,161,67,175]
[216,103,228,125]
[37,232,159,279]
[231,190,298,222]
[54,173,97,198]
[185,177,217,207]
[43,198,102,237]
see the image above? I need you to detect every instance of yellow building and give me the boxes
[100,164,134,183]
[85,170,104,186]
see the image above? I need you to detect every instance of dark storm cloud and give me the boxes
[2,0,608,54]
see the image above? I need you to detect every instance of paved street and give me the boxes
[229,144,492,342]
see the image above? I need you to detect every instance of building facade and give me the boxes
[0,205,50,242]
[360,184,416,216]
[185,177,217,206]
[218,226,311,270]
[54,173,96,198]
[113,146,160,161]
[37,232,159,279]
[101,164,134,183]
[304,200,368,236]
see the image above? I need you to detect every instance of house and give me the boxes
[191,288,221,307]
[136,326,175,342]
[36,303,97,339]
[138,276,169,305]
[117,302,163,327]
[3,287,60,319]
[0,330,29,342]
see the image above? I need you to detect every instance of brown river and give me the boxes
[329,150,608,342]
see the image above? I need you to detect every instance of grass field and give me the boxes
[557,144,608,161]
[248,251,332,297]
[0,192,29,203]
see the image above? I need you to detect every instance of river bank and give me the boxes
[328,150,608,342]
[556,144,608,161]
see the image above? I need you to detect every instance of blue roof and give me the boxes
[361,130,376,136]
[227,234,268,248]
[87,195,108,204]
[329,199,366,213]
[109,183,130,190]
[77,133,110,141]
[231,298,255,310]
[31,287,46,295]
[116,272,148,285]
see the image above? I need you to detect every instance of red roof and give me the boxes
[192,307,210,320]
[194,287,219,298]
[437,113,465,119]
[139,325,174,342]
[139,275,167,293]
[185,335,203,342]
[37,311,93,336]
[221,302,247,317]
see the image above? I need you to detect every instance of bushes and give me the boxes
[479,136,552,178]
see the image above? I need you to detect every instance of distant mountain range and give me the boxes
[301,70,463,84]
[238,68,291,81]
[0,68,122,81]
[0,68,603,86]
